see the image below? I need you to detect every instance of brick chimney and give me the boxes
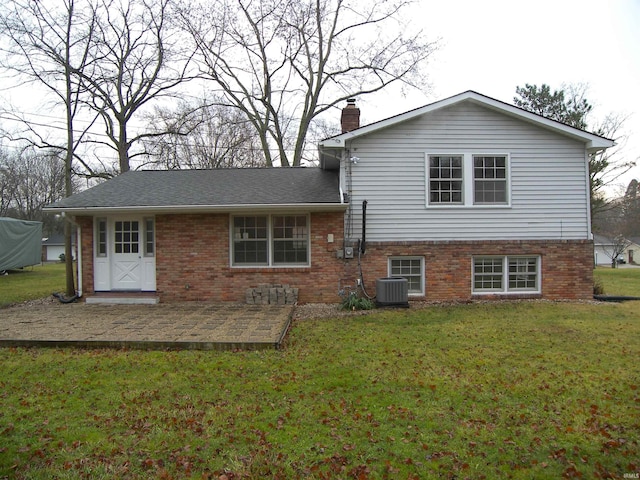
[341,98,360,133]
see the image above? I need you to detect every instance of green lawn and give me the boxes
[1,266,638,478]
[594,266,640,297]
[1,300,639,478]
[0,263,68,307]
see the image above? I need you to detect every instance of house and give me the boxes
[625,237,640,265]
[594,234,639,266]
[319,91,613,301]
[42,234,76,262]
[44,168,347,303]
[45,91,614,303]
[594,234,619,266]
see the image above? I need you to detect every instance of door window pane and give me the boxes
[115,221,139,254]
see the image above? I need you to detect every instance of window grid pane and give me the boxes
[429,155,463,204]
[272,215,308,264]
[144,218,154,257]
[97,219,107,257]
[473,257,503,291]
[508,257,538,290]
[233,216,268,265]
[390,258,423,294]
[473,155,507,204]
[114,220,139,254]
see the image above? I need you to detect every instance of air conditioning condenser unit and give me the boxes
[376,277,409,307]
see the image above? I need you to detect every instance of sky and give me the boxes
[360,0,640,196]
[1,0,638,196]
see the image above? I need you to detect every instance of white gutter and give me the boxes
[43,202,348,215]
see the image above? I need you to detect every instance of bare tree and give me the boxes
[514,83,636,220]
[141,98,267,169]
[0,146,70,234]
[0,146,18,217]
[601,234,631,269]
[0,0,103,295]
[78,0,198,173]
[181,0,437,167]
[589,113,635,218]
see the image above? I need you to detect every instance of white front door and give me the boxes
[111,219,142,290]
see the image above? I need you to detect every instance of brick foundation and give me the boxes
[75,214,594,303]
[351,239,594,301]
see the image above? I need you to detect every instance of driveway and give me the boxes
[0,302,294,350]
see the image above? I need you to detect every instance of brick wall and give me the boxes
[357,239,594,301]
[75,213,594,302]
[75,216,94,296]
[155,212,346,303]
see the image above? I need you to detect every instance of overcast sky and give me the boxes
[362,0,640,196]
[1,0,637,195]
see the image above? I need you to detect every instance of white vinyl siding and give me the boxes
[342,101,591,241]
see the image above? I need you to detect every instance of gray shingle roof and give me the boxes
[46,168,343,212]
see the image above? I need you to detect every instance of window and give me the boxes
[114,221,139,254]
[428,155,463,204]
[96,218,107,257]
[273,215,308,263]
[233,216,268,265]
[389,257,424,295]
[508,257,538,290]
[232,214,309,266]
[144,217,155,257]
[426,153,510,207]
[473,256,540,294]
[473,155,507,204]
[473,257,503,291]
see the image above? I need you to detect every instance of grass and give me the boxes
[0,267,638,478]
[1,300,639,479]
[594,266,640,297]
[0,263,69,308]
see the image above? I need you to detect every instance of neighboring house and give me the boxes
[42,234,76,262]
[45,91,614,303]
[594,234,636,266]
[594,234,621,266]
[625,237,640,265]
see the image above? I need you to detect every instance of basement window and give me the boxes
[389,257,424,295]
[472,256,540,294]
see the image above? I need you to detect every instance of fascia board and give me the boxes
[43,203,349,215]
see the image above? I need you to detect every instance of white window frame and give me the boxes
[425,152,511,208]
[230,214,310,267]
[143,217,155,257]
[472,255,541,295]
[95,217,108,258]
[473,155,508,205]
[388,256,425,296]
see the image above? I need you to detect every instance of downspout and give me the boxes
[75,219,82,297]
[54,216,82,303]
[360,200,367,254]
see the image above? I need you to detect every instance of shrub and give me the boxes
[593,277,605,295]
[340,291,375,311]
